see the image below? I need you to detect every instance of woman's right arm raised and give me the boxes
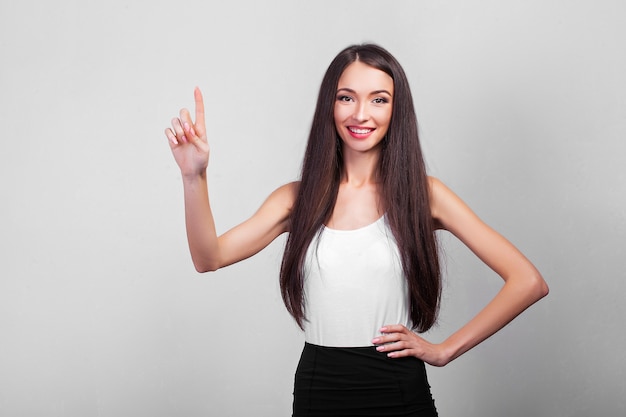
[165,88,295,272]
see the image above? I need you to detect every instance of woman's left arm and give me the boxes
[373,177,549,366]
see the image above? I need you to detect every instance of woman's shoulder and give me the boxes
[427,176,486,234]
[426,176,462,229]
[426,176,446,202]
[264,181,300,212]
[272,181,300,199]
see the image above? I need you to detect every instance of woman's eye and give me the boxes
[337,95,353,102]
[373,97,388,104]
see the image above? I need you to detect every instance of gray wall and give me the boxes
[1,0,624,416]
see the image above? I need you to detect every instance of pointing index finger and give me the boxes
[194,87,206,133]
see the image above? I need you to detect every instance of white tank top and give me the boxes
[303,215,412,347]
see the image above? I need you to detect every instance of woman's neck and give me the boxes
[341,147,381,186]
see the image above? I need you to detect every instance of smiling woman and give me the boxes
[333,61,394,155]
[164,43,548,417]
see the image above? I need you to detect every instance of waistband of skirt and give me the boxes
[303,342,376,350]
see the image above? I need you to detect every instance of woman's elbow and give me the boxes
[539,278,550,299]
[194,265,216,273]
[528,271,549,301]
[192,258,221,273]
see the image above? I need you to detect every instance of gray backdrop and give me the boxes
[1,0,624,416]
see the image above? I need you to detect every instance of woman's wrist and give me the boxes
[437,339,463,366]
[181,170,207,183]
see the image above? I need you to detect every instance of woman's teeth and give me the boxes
[349,127,372,134]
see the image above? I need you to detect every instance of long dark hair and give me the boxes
[280,44,441,333]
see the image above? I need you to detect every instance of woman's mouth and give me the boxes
[348,126,374,138]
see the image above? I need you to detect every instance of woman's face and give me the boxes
[334,61,394,155]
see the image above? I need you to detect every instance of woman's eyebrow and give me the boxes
[336,87,392,96]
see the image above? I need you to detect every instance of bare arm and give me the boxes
[373,177,549,366]
[165,88,296,272]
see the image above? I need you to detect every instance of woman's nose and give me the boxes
[354,103,369,122]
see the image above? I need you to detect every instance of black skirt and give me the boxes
[293,343,438,417]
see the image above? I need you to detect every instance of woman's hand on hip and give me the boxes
[165,87,210,178]
[372,324,451,367]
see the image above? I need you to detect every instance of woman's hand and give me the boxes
[165,87,209,178]
[372,324,451,367]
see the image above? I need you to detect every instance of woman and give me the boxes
[165,44,548,416]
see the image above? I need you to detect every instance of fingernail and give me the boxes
[181,135,188,142]
[184,122,190,132]
[372,338,380,344]
[167,133,177,145]
[376,346,384,352]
